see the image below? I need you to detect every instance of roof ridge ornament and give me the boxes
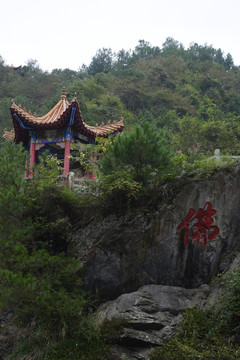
[61,86,66,99]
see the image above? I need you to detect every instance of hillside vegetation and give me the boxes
[1,38,240,157]
[0,140,240,359]
[0,38,240,359]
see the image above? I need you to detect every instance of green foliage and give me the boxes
[172,115,240,156]
[216,268,240,336]
[0,239,111,360]
[100,122,173,184]
[31,152,62,190]
[2,38,240,157]
[0,142,29,240]
[0,143,111,360]
[1,255,110,359]
[0,98,13,133]
[69,123,173,213]
[98,170,142,211]
[100,318,129,344]
[0,251,85,336]
[69,76,124,125]
[1,39,240,359]
[86,93,124,124]
[88,48,114,75]
[149,269,240,360]
[2,40,240,357]
[45,331,110,360]
[70,124,174,213]
[133,39,161,60]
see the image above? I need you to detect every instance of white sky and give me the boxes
[1,0,240,72]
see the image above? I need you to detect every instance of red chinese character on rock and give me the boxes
[177,202,219,250]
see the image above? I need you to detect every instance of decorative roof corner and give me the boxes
[8,88,124,143]
[3,128,15,143]
[61,86,67,99]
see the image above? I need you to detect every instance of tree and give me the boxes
[224,53,234,71]
[112,49,132,75]
[100,122,173,184]
[133,40,161,60]
[0,97,13,134]
[88,48,114,75]
[0,142,28,238]
[51,68,79,85]
[161,37,184,58]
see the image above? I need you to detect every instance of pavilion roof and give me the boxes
[8,87,124,144]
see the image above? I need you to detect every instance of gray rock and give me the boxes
[96,284,210,360]
[97,284,209,324]
[204,251,240,310]
[111,344,152,360]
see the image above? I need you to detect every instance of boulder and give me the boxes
[95,284,210,360]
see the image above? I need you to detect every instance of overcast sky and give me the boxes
[1,0,239,71]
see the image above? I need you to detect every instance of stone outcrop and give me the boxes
[96,284,210,359]
[94,251,240,359]
[68,164,240,358]
[69,165,240,300]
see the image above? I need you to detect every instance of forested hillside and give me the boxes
[1,38,240,156]
[1,38,240,360]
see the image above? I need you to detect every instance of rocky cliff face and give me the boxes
[1,165,240,360]
[95,252,240,360]
[69,165,240,359]
[69,165,240,301]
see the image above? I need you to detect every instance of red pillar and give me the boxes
[25,161,29,179]
[91,155,97,180]
[84,156,97,180]
[91,172,96,180]
[63,139,71,177]
[28,137,36,177]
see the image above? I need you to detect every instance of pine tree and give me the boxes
[100,122,173,184]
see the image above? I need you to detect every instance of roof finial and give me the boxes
[61,86,66,99]
[72,92,77,102]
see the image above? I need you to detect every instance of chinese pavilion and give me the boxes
[3,87,124,177]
